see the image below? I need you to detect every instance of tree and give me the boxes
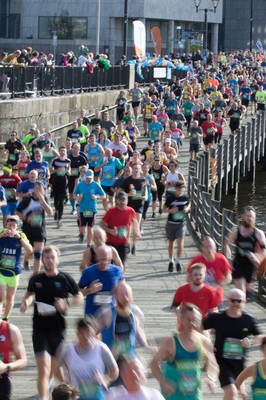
[48,10,74,40]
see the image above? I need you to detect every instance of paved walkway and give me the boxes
[10,117,265,399]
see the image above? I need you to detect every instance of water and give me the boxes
[221,165,266,231]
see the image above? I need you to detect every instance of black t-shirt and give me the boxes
[51,157,71,185]
[67,129,83,143]
[5,139,23,165]
[28,272,79,331]
[203,311,261,360]
[164,194,190,223]
[120,176,146,210]
[68,154,88,178]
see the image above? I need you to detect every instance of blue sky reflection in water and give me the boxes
[221,169,266,231]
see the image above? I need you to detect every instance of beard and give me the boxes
[243,221,254,228]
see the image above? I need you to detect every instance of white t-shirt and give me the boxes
[106,385,165,400]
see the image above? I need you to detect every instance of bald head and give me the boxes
[228,288,246,301]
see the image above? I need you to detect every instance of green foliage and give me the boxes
[47,10,74,39]
[190,44,202,53]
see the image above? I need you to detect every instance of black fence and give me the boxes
[0,64,189,98]
[0,65,130,98]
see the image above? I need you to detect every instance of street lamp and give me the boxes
[194,0,220,51]
[123,0,128,57]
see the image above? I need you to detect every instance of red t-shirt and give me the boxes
[187,253,231,284]
[172,283,220,319]
[17,159,30,180]
[201,121,217,136]
[102,206,136,245]
[0,174,22,188]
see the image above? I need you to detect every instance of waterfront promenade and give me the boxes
[9,121,265,399]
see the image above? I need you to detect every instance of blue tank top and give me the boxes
[87,144,101,167]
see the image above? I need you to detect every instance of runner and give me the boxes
[80,226,123,271]
[79,245,124,317]
[129,82,143,120]
[0,215,32,320]
[74,169,105,245]
[151,303,219,400]
[0,165,22,227]
[0,319,27,400]
[163,181,190,272]
[20,245,83,400]
[16,181,53,273]
[50,146,71,228]
[150,156,168,217]
[84,134,104,182]
[100,192,140,266]
[67,142,87,215]
[58,317,119,400]
[224,205,266,295]
[203,288,262,400]
[95,148,123,211]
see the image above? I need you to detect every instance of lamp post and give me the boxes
[123,0,128,57]
[249,0,253,52]
[194,0,220,51]
[96,0,101,55]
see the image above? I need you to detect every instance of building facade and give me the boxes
[0,0,223,61]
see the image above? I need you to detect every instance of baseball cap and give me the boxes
[116,191,128,200]
[44,139,51,145]
[30,123,37,130]
[148,140,154,145]
[165,138,171,143]
[6,215,20,223]
[85,169,94,178]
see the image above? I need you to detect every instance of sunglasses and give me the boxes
[229,298,243,304]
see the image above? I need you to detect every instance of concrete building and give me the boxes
[0,0,223,61]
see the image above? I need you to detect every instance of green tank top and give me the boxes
[251,361,266,399]
[162,334,203,400]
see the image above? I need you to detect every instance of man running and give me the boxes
[224,205,266,295]
[20,245,83,400]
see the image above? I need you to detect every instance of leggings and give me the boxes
[53,185,66,220]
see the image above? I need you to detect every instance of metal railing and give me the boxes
[188,112,266,252]
[0,65,130,98]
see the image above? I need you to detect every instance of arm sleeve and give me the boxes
[63,273,79,296]
[202,312,217,330]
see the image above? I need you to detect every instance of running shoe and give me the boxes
[71,209,77,215]
[131,244,136,255]
[168,261,174,272]
[79,234,85,243]
[24,260,30,271]
[151,212,156,219]
[176,262,183,273]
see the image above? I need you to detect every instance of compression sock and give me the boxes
[70,199,75,210]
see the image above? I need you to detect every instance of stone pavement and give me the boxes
[10,119,265,399]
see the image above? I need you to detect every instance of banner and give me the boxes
[150,25,162,56]
[133,20,146,56]
[256,39,264,53]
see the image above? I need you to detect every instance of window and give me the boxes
[38,16,88,39]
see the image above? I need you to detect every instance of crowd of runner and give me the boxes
[0,52,266,400]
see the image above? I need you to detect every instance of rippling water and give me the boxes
[221,165,266,231]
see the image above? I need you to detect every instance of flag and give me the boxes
[133,20,146,56]
[150,25,162,56]
[256,39,264,53]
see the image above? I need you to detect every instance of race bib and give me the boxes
[57,169,66,176]
[31,214,43,227]
[132,191,142,200]
[153,172,160,180]
[71,168,79,176]
[5,188,15,200]
[19,170,25,177]
[223,338,243,360]
[2,255,16,268]
[83,210,94,218]
[93,294,112,305]
[117,226,128,238]
[78,380,100,399]
[9,154,16,161]
[172,212,185,221]
[178,371,198,395]
[103,171,113,180]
